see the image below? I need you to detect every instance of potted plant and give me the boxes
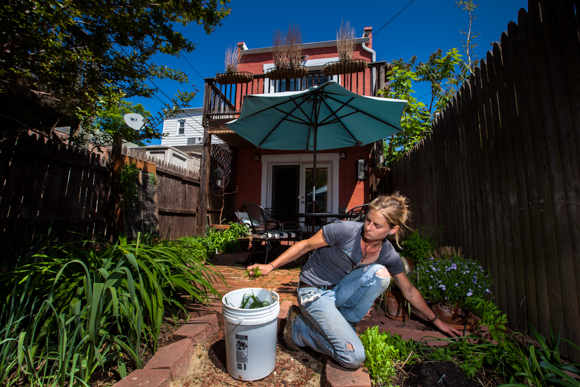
[215,45,253,85]
[383,256,414,320]
[266,24,308,80]
[412,247,493,330]
[322,20,368,76]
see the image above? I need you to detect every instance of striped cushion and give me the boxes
[260,231,298,239]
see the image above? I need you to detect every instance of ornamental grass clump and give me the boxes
[413,250,493,308]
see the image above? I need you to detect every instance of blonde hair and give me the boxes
[369,192,411,247]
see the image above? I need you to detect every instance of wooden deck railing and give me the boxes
[204,61,387,120]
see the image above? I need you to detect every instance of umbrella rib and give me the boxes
[269,106,310,125]
[318,96,355,126]
[319,97,362,145]
[257,95,313,147]
[322,93,403,131]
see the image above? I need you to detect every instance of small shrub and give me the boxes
[412,252,493,308]
[401,226,442,265]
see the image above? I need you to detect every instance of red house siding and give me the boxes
[229,27,376,213]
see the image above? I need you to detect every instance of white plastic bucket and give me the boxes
[222,288,280,381]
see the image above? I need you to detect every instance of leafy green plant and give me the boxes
[245,267,262,280]
[117,163,140,208]
[400,227,441,265]
[500,324,580,387]
[204,222,249,256]
[360,326,399,385]
[465,296,509,342]
[0,233,225,386]
[148,172,159,187]
[240,293,270,309]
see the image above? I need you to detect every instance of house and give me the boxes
[138,107,228,171]
[198,26,387,230]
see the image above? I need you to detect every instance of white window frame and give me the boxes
[178,120,185,135]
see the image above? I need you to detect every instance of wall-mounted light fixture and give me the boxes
[212,167,225,188]
[356,157,367,181]
[254,153,261,161]
[339,151,346,159]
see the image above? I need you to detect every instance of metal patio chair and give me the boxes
[331,203,369,223]
[241,202,303,263]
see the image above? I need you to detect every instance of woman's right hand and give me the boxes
[246,263,275,277]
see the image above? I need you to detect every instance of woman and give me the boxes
[246,193,460,369]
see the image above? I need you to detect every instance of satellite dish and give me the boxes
[123,113,145,130]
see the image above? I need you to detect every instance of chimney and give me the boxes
[363,27,372,50]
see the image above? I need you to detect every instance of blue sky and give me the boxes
[132,0,529,145]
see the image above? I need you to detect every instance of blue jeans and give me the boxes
[291,264,391,369]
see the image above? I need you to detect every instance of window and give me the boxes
[270,74,333,93]
[178,120,185,135]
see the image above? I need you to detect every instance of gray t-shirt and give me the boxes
[299,221,404,287]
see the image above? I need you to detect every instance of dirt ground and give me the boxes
[172,326,327,387]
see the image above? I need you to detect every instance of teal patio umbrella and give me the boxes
[226,81,407,213]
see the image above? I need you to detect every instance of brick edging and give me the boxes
[112,314,219,387]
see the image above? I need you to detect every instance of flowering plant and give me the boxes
[412,252,493,308]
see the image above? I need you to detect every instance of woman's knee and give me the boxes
[376,267,390,278]
[335,340,366,369]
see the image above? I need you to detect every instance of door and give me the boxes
[271,165,300,226]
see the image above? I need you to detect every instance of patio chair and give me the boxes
[331,204,369,223]
[241,202,303,264]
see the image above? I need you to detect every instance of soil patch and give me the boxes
[172,326,326,387]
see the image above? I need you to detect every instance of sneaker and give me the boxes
[283,305,301,351]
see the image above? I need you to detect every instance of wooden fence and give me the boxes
[0,131,233,261]
[0,132,113,260]
[391,0,580,360]
[124,148,203,240]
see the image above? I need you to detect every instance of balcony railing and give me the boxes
[204,61,387,121]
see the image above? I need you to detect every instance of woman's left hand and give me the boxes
[434,319,462,337]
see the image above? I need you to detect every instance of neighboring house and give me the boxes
[155,107,227,171]
[200,26,387,225]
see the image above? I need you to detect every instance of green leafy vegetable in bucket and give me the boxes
[240,292,270,309]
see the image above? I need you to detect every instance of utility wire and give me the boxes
[116,45,206,129]
[181,52,205,82]
[374,0,417,38]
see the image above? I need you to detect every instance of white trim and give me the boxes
[263,57,339,72]
[260,153,340,213]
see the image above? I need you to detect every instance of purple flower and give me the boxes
[486,289,491,293]
[467,291,473,297]
[439,285,446,290]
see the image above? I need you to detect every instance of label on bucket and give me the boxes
[235,334,248,370]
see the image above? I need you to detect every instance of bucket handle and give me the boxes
[226,319,244,339]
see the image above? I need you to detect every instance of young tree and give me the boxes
[0,0,230,145]
[381,1,479,165]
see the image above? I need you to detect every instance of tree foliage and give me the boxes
[0,0,230,145]
[381,0,479,165]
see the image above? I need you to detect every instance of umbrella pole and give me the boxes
[312,129,317,214]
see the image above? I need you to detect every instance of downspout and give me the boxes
[361,28,376,94]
